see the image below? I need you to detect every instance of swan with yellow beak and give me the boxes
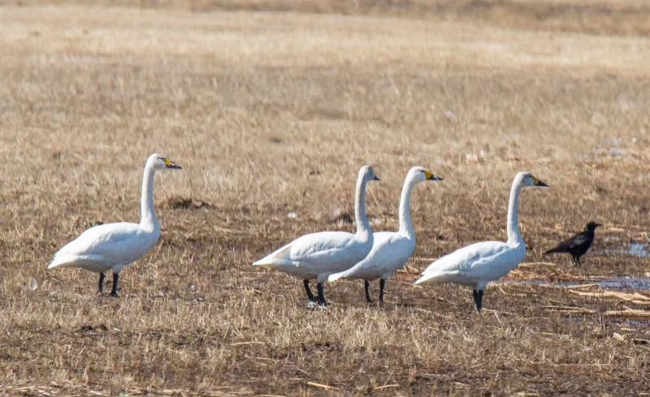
[415,172,549,311]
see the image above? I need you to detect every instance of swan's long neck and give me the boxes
[506,177,524,246]
[140,163,159,232]
[354,174,372,239]
[398,174,417,238]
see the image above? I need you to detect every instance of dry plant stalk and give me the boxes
[306,382,338,391]
[605,309,650,318]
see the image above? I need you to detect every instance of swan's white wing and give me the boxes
[328,232,414,281]
[253,231,371,279]
[48,222,159,270]
[415,241,524,287]
[288,231,361,261]
[463,243,526,282]
[254,231,360,266]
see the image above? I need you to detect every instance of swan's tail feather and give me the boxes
[47,255,109,272]
[47,261,61,270]
[415,269,456,285]
[414,273,436,285]
[253,244,292,267]
[252,259,275,267]
[327,271,345,283]
[415,272,431,284]
[47,256,71,269]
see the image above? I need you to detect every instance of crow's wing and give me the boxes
[546,232,590,253]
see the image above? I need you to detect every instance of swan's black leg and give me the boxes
[97,272,105,294]
[473,289,484,312]
[317,283,327,308]
[304,279,316,303]
[110,273,120,297]
[364,280,373,303]
[379,278,386,304]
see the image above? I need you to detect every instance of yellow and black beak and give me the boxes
[531,175,549,187]
[164,158,182,170]
[424,170,443,181]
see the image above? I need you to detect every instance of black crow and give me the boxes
[545,221,601,265]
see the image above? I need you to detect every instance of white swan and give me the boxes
[47,153,182,297]
[414,172,548,311]
[327,166,443,303]
[253,165,379,308]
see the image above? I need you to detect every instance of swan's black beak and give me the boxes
[532,176,549,187]
[372,176,380,181]
[165,159,182,169]
[424,170,443,181]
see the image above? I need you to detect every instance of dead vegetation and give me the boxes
[0,1,650,395]
[7,0,650,37]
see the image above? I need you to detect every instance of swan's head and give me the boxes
[585,221,602,231]
[409,166,443,183]
[148,153,182,170]
[519,172,548,188]
[359,165,380,182]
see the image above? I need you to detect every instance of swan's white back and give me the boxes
[415,240,525,289]
[48,222,160,272]
[253,230,374,282]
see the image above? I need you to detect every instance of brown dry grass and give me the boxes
[1,1,650,396]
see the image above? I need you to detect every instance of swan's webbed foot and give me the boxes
[317,283,327,309]
[472,289,484,312]
[110,273,120,298]
[97,272,105,294]
[364,280,373,303]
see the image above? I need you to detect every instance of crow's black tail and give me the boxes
[544,247,561,255]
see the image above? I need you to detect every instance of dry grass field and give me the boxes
[1,1,650,395]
